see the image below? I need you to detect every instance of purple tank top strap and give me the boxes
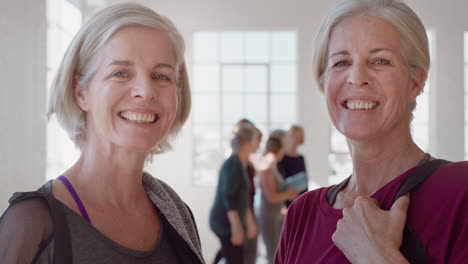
[58,175,92,224]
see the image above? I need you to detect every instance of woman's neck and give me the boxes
[64,143,148,210]
[236,148,251,167]
[285,145,299,157]
[345,133,425,197]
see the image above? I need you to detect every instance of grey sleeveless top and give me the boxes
[260,165,285,212]
[47,182,180,263]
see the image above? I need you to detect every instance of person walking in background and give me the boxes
[210,124,259,264]
[257,131,298,264]
[233,120,264,264]
[277,125,308,207]
[0,3,203,263]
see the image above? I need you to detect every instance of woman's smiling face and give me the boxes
[75,26,178,153]
[324,14,422,142]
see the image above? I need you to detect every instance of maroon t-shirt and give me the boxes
[276,161,468,264]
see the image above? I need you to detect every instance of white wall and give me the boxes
[411,0,468,161]
[1,0,467,261]
[0,1,46,213]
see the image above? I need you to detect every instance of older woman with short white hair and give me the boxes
[0,3,204,263]
[276,0,468,263]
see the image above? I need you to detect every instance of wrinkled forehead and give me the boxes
[327,14,402,58]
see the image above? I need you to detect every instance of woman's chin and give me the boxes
[119,140,161,154]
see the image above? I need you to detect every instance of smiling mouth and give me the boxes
[119,111,160,124]
[344,100,379,110]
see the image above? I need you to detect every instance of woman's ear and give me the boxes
[408,67,426,103]
[73,74,89,111]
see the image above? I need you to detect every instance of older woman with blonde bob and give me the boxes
[0,3,204,263]
[276,0,467,263]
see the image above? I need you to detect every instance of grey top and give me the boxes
[259,165,285,213]
[0,172,205,264]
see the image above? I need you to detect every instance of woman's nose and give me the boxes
[131,76,157,100]
[348,63,369,87]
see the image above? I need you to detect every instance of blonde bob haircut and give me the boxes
[47,3,190,156]
[313,0,430,105]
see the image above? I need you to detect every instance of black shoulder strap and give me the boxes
[326,176,351,205]
[397,159,451,264]
[394,159,451,201]
[8,191,73,263]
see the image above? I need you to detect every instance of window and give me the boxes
[464,32,468,159]
[192,31,298,185]
[328,31,434,185]
[46,0,81,180]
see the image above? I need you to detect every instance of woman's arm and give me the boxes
[259,168,297,203]
[0,198,53,263]
[227,210,244,246]
[245,208,257,239]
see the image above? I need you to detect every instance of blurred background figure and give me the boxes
[210,124,259,264]
[257,130,298,264]
[277,125,308,207]
[231,119,263,264]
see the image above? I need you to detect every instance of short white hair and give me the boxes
[313,0,430,106]
[47,3,191,157]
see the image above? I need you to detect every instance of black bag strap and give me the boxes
[7,191,73,263]
[397,159,451,264]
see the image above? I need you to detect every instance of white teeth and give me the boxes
[346,100,377,110]
[120,112,156,123]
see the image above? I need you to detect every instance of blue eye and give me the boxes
[333,61,349,67]
[153,74,170,81]
[112,71,128,78]
[374,58,390,65]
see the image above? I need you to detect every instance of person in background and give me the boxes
[257,131,298,264]
[210,124,259,264]
[277,125,308,207]
[219,118,263,264]
[275,0,468,263]
[0,3,204,263]
[237,121,263,264]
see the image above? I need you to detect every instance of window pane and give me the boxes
[223,124,236,140]
[222,66,243,94]
[193,32,219,62]
[270,63,297,93]
[246,65,268,93]
[47,117,80,180]
[413,91,429,124]
[328,153,352,185]
[246,32,269,63]
[193,95,219,123]
[271,31,297,62]
[270,94,296,123]
[465,94,468,123]
[465,66,468,94]
[245,94,268,123]
[331,125,348,153]
[193,125,223,185]
[413,124,429,151]
[223,95,244,123]
[221,32,244,63]
[193,64,219,93]
[270,123,289,131]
